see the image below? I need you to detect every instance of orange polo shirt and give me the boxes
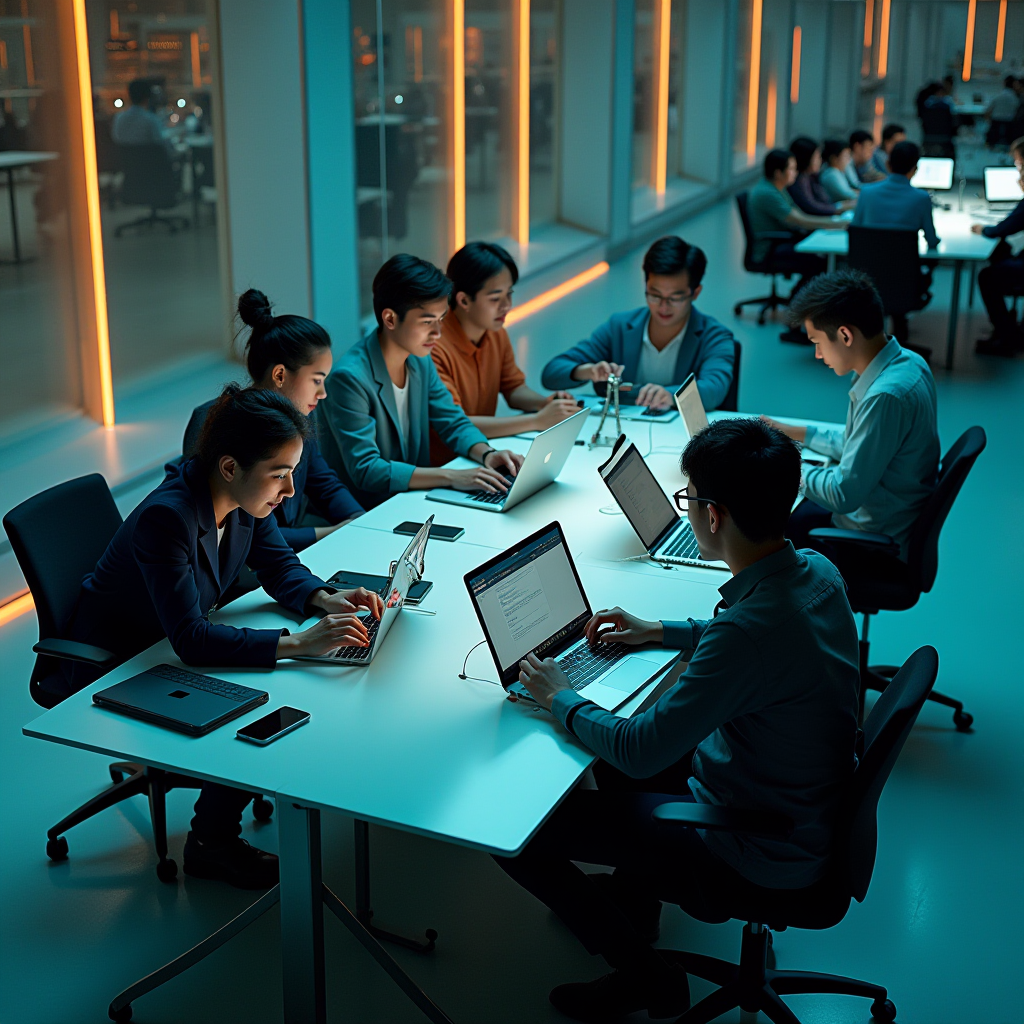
[430,313,527,465]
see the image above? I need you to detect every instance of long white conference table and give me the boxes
[22,408,834,1024]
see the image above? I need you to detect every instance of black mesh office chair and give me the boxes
[733,192,797,323]
[651,645,938,1024]
[719,339,742,413]
[3,474,272,883]
[114,143,189,236]
[808,427,985,731]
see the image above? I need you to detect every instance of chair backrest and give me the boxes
[3,474,122,644]
[906,426,986,592]
[735,192,757,269]
[117,143,178,207]
[718,339,742,412]
[847,226,922,315]
[843,645,938,901]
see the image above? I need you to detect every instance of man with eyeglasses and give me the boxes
[495,418,860,1022]
[540,236,736,411]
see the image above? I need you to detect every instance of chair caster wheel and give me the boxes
[425,929,439,942]
[110,767,125,784]
[156,858,178,883]
[253,797,274,822]
[109,1003,133,1022]
[870,997,896,1021]
[733,304,743,316]
[46,836,69,861]
[953,710,973,732]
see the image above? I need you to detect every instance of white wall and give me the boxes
[680,0,729,183]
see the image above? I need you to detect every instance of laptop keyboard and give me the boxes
[658,523,701,561]
[556,640,631,690]
[465,470,514,505]
[332,613,380,661]
[148,664,265,703]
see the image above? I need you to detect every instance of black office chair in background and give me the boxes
[733,193,797,324]
[651,645,938,1024]
[719,339,742,413]
[114,143,189,236]
[3,474,273,883]
[808,427,986,731]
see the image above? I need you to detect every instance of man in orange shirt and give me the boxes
[430,242,578,465]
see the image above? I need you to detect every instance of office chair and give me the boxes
[718,340,742,413]
[808,426,985,731]
[651,645,938,1024]
[848,226,931,344]
[114,143,189,236]
[3,474,273,883]
[733,192,797,324]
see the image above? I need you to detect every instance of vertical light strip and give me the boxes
[861,0,873,77]
[995,0,1007,62]
[765,75,777,147]
[876,0,891,78]
[190,31,202,88]
[22,26,35,85]
[873,95,884,141]
[413,26,423,82]
[72,0,114,427]
[452,0,466,250]
[962,0,976,81]
[516,0,530,245]
[790,26,801,103]
[0,592,35,628]
[746,0,763,164]
[652,0,671,194]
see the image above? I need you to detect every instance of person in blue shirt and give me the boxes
[317,254,523,508]
[764,271,939,560]
[64,386,384,889]
[111,78,173,154]
[971,136,1024,357]
[540,236,736,411]
[184,289,363,552]
[853,140,940,248]
[496,418,859,1023]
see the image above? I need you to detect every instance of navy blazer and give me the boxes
[981,198,1024,239]
[63,458,330,692]
[183,399,363,552]
[540,306,736,410]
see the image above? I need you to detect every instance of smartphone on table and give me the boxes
[236,707,310,746]
[393,521,465,542]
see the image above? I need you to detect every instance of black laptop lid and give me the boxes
[598,442,679,551]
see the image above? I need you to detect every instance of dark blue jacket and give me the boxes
[64,458,329,691]
[184,399,363,552]
[540,306,735,410]
[982,198,1024,239]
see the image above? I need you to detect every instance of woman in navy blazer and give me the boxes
[66,386,383,889]
[183,290,363,551]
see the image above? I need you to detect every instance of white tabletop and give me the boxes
[0,151,58,169]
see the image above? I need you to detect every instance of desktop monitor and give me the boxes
[910,157,954,191]
[984,166,1022,203]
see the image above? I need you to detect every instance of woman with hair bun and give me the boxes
[183,289,363,552]
[64,384,384,889]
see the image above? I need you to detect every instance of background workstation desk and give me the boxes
[795,206,998,371]
[21,409,834,1024]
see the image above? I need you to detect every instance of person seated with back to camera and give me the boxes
[496,417,860,1023]
[317,254,524,509]
[787,136,856,216]
[429,241,579,465]
[763,270,939,561]
[184,289,363,553]
[540,236,735,412]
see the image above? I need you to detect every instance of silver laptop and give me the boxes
[464,522,674,711]
[673,373,708,441]
[426,408,589,512]
[984,165,1022,205]
[294,517,431,665]
[598,439,728,571]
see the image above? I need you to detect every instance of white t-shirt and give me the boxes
[392,379,411,442]
[635,314,689,387]
[216,523,226,547]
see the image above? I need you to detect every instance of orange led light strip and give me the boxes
[861,0,873,77]
[746,0,762,163]
[653,0,671,194]
[452,0,466,251]
[877,0,891,78]
[73,0,115,427]
[995,0,1007,63]
[962,0,976,81]
[516,0,530,245]
[790,26,801,104]
[504,262,609,327]
[0,591,34,628]
[765,75,777,148]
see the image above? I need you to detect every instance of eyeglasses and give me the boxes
[672,489,717,513]
[645,290,692,309]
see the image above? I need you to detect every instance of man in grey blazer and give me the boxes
[541,237,736,411]
[318,255,523,510]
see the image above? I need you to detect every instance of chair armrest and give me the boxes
[652,802,794,840]
[807,528,900,556]
[32,638,117,668]
[760,231,794,240]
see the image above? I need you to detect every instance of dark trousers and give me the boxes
[787,499,834,551]
[979,255,1024,340]
[774,244,828,294]
[190,782,254,842]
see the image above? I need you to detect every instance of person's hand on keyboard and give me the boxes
[315,586,384,621]
[483,448,524,478]
[517,652,571,711]
[277,613,371,658]
[584,607,664,647]
[634,383,673,410]
[445,463,517,494]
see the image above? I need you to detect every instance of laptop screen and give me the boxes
[600,444,678,550]
[910,157,954,190]
[674,375,709,441]
[984,166,1022,202]
[465,524,589,680]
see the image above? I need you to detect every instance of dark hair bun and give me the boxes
[237,288,275,332]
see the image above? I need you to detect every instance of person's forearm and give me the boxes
[506,384,550,413]
[408,466,459,490]
[570,364,591,382]
[789,211,844,231]
[468,413,541,438]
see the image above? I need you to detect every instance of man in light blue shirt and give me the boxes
[112,78,173,154]
[852,140,940,249]
[765,270,939,559]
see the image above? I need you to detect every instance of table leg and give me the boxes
[945,260,963,371]
[827,253,836,274]
[6,166,21,263]
[279,800,326,1024]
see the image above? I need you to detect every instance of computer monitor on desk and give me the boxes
[910,157,954,191]
[984,166,1022,204]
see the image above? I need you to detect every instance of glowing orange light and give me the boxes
[746,0,763,164]
[862,0,873,77]
[516,0,530,245]
[962,0,976,81]
[0,592,34,628]
[190,32,202,88]
[877,0,891,78]
[653,0,671,194]
[995,0,1007,62]
[765,75,777,148]
[504,263,610,326]
[452,0,466,250]
[790,26,801,104]
[873,95,885,141]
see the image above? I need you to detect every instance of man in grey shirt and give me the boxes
[765,270,939,559]
[497,418,859,1023]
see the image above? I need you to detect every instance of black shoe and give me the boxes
[183,832,279,890]
[975,335,1017,358]
[780,327,812,345]
[588,872,662,944]
[549,966,690,1023]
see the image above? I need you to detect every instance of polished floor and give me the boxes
[1,195,1021,1023]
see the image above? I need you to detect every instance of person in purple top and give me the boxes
[788,137,854,216]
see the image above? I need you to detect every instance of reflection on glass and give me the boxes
[529,0,558,230]
[733,0,787,175]
[632,0,654,189]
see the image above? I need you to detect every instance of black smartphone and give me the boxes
[407,580,434,604]
[236,707,310,746]
[393,521,465,542]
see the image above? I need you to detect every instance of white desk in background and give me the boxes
[0,150,58,263]
[795,207,998,371]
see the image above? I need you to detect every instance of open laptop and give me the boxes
[910,157,954,191]
[598,438,729,571]
[983,165,1022,205]
[426,408,589,512]
[293,518,431,665]
[464,522,676,711]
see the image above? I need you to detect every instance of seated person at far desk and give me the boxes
[541,235,735,412]
[788,136,855,216]
[430,241,578,464]
[62,386,384,890]
[869,122,907,177]
[846,129,887,187]
[184,288,363,552]
[852,141,940,249]
[763,270,939,561]
[318,253,524,509]
[971,135,1024,357]
[498,418,859,1023]
[817,139,860,203]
